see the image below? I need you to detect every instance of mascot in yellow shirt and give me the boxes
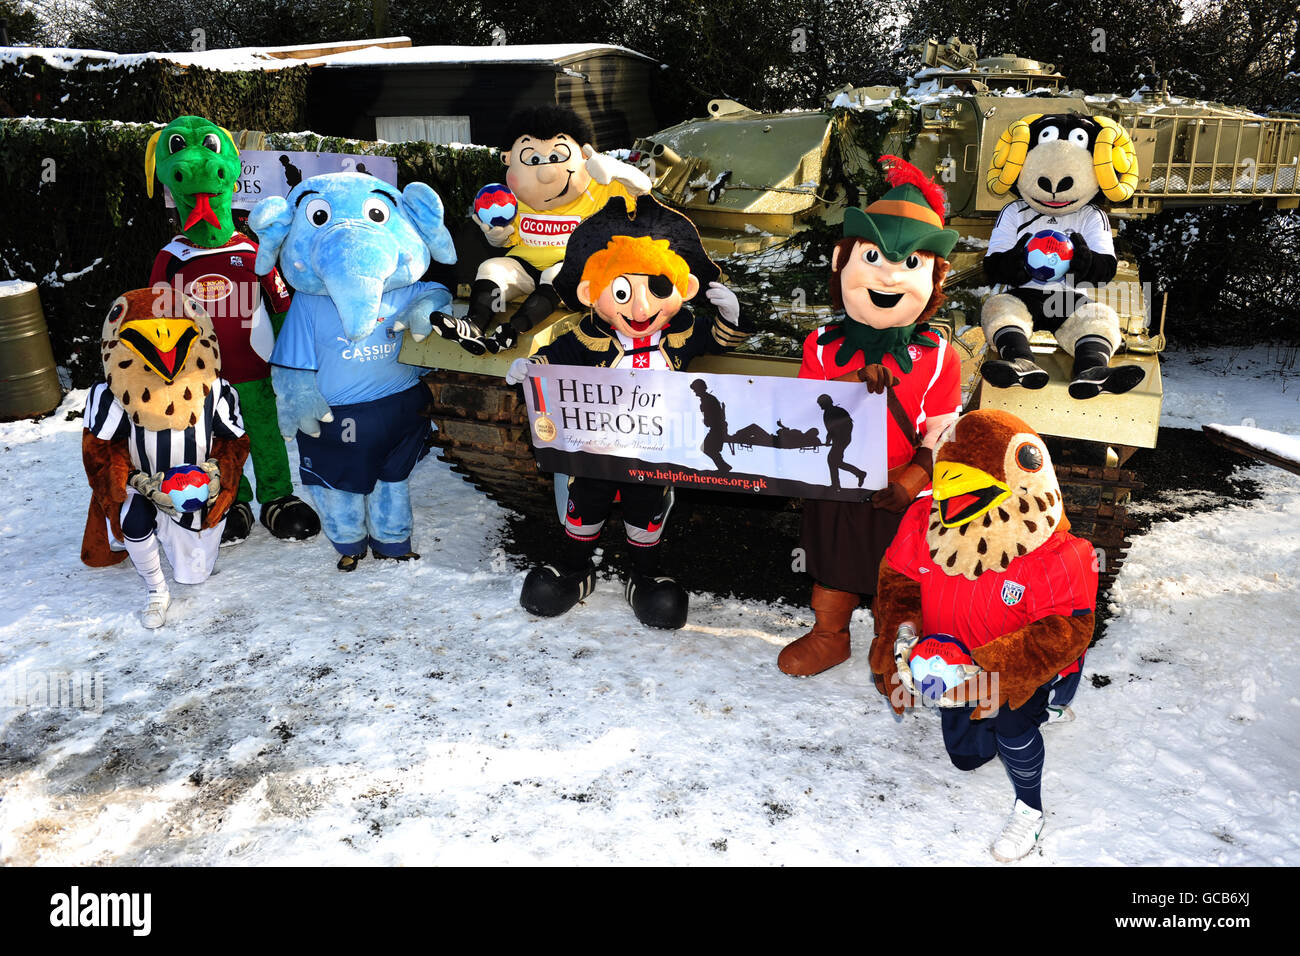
[433,106,652,356]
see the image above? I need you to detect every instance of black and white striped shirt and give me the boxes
[84,380,245,530]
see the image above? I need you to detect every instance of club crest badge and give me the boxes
[1001,580,1026,606]
[908,344,922,362]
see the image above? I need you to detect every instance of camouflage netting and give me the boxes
[0,118,499,388]
[0,57,312,130]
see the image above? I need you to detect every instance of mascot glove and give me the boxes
[272,365,334,439]
[1067,232,1095,276]
[505,358,535,386]
[705,282,740,325]
[871,447,933,513]
[831,364,899,393]
[200,459,222,501]
[477,219,515,247]
[1006,234,1033,285]
[128,470,178,517]
[582,145,653,194]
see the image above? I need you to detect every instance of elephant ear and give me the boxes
[249,196,293,276]
[400,182,457,265]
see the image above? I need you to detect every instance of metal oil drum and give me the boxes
[0,280,63,420]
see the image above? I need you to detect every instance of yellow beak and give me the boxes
[119,316,200,383]
[932,462,1011,528]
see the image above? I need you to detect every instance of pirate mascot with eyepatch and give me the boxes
[981,113,1145,399]
[81,287,250,629]
[434,106,652,356]
[869,409,1097,861]
[777,156,963,677]
[146,115,320,545]
[504,194,751,628]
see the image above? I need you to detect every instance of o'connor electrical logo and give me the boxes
[49,886,151,936]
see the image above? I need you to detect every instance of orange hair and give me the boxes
[580,236,691,300]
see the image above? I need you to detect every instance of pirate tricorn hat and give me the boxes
[554,194,721,312]
[842,155,960,261]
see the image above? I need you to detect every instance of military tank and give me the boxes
[400,37,1300,591]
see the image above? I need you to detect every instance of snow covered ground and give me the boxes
[0,346,1297,866]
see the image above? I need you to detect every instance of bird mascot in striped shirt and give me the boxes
[870,409,1098,861]
[81,287,250,628]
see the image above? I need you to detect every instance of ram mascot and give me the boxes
[981,113,1145,400]
[250,173,456,570]
[146,115,320,544]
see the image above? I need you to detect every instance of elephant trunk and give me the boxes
[314,221,401,342]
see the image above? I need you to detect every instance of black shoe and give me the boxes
[431,311,488,356]
[484,323,519,354]
[259,495,321,540]
[520,563,596,617]
[625,572,689,630]
[371,549,421,562]
[337,552,365,572]
[1068,363,1146,400]
[980,357,1049,390]
[220,501,254,546]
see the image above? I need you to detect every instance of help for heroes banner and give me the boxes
[522,365,888,502]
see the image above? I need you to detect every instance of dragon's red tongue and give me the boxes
[183,193,220,231]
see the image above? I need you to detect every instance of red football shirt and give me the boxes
[799,327,961,469]
[150,233,293,385]
[884,497,1098,653]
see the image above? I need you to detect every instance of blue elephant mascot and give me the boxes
[251,172,456,571]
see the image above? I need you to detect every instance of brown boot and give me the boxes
[778,584,860,676]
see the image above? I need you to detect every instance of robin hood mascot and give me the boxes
[81,287,250,628]
[870,409,1097,861]
[504,195,751,628]
[146,115,320,544]
[777,156,962,677]
[433,106,652,356]
[981,113,1145,399]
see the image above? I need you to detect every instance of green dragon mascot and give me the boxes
[146,115,320,543]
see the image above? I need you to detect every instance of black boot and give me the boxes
[520,537,597,617]
[1068,335,1145,400]
[259,495,321,540]
[521,563,597,617]
[981,328,1048,390]
[625,545,688,629]
[488,286,562,354]
[220,501,254,545]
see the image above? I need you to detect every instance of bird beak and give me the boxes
[118,315,201,384]
[932,462,1010,528]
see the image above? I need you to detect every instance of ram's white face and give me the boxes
[1018,120,1100,216]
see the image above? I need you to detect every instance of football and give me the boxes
[908,634,982,703]
[160,464,211,513]
[473,184,518,228]
[1025,229,1073,283]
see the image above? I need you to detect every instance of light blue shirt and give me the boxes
[271,282,450,406]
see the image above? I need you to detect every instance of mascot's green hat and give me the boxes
[843,155,959,261]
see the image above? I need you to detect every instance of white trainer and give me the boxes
[141,590,171,629]
[991,799,1044,862]
[1045,704,1075,724]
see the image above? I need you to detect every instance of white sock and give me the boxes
[124,534,168,595]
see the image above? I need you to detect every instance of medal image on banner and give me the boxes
[521,364,888,502]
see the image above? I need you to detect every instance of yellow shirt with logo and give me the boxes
[506,179,634,270]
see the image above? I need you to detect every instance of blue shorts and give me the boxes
[297,384,430,495]
[940,668,1081,770]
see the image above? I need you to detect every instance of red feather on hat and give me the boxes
[879,154,948,222]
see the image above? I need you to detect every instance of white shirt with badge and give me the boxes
[987,200,1114,293]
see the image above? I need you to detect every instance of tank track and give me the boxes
[424,371,1142,595]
